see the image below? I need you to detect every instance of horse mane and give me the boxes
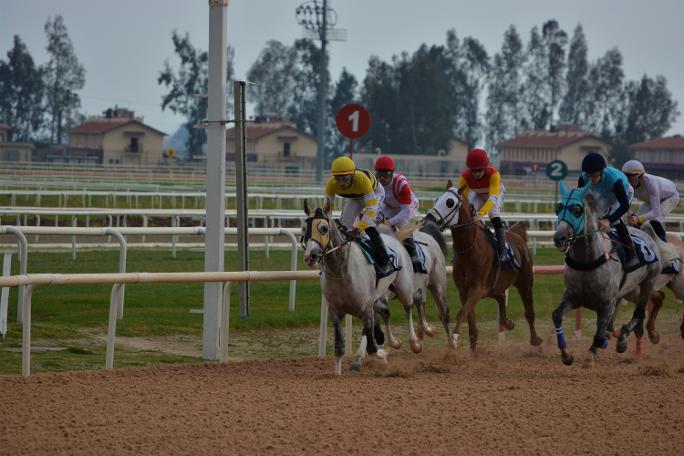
[508,222,528,242]
[420,220,448,256]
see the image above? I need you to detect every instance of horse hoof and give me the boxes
[531,336,543,346]
[424,325,435,337]
[505,319,515,331]
[349,362,361,372]
[410,339,422,354]
[648,331,660,345]
[390,338,402,349]
[561,352,574,366]
[581,356,595,369]
[616,337,628,354]
[376,348,387,359]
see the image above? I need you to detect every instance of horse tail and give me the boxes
[420,220,448,256]
[509,222,528,243]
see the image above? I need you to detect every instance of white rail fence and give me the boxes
[0,264,566,377]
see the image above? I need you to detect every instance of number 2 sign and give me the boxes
[335,104,371,140]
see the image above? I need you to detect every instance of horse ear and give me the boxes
[303,199,310,216]
[446,179,453,190]
[559,180,569,198]
[323,198,331,214]
[577,183,591,200]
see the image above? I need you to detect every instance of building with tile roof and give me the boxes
[497,125,610,175]
[42,107,166,165]
[629,135,684,178]
[0,123,33,162]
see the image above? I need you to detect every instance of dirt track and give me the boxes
[2,335,683,456]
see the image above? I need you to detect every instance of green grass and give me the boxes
[0,246,682,375]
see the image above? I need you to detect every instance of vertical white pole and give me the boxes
[318,294,328,358]
[203,0,228,360]
[0,252,11,337]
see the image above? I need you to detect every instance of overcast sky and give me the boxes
[3,0,683,138]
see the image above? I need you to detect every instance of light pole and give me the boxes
[295,0,346,183]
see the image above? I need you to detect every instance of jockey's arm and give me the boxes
[356,192,378,231]
[606,181,630,223]
[388,180,415,226]
[388,203,413,227]
[638,177,663,223]
[477,171,501,217]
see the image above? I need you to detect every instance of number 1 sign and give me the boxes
[335,104,370,159]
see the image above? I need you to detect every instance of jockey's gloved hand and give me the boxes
[346,227,361,240]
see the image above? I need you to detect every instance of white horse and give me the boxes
[376,220,455,349]
[302,200,421,375]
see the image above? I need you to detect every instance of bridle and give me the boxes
[428,188,479,254]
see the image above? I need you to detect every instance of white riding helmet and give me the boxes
[622,159,645,176]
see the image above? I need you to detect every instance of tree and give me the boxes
[43,15,85,144]
[623,75,679,144]
[559,24,590,125]
[585,48,625,137]
[158,31,234,155]
[522,26,550,129]
[486,25,525,148]
[361,55,399,154]
[246,40,297,117]
[0,35,45,141]
[287,39,327,140]
[542,20,568,126]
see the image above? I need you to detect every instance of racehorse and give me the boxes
[552,182,660,367]
[301,200,420,375]
[376,220,455,349]
[424,180,543,352]
[619,228,684,348]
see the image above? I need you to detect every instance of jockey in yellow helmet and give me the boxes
[325,156,394,278]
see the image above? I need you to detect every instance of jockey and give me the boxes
[325,156,394,278]
[457,147,509,262]
[578,152,636,264]
[374,155,427,274]
[621,159,680,243]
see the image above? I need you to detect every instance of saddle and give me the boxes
[480,226,520,270]
[354,236,401,279]
[607,231,659,273]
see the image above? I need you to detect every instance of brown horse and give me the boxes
[425,180,543,351]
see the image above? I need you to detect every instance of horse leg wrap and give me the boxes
[555,325,567,350]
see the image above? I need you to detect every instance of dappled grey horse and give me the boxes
[552,182,660,367]
[302,200,420,375]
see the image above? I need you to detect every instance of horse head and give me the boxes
[424,180,464,229]
[553,181,591,252]
[302,198,335,267]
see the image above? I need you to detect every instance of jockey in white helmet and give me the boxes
[621,159,680,242]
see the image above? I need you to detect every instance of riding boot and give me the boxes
[366,226,396,278]
[615,221,637,270]
[403,236,427,274]
[491,217,509,263]
[651,220,667,243]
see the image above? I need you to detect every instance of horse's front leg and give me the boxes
[552,294,576,366]
[582,302,611,368]
[374,297,401,349]
[428,277,452,348]
[646,290,665,344]
[331,314,345,375]
[467,310,478,354]
[452,288,483,350]
[350,313,375,372]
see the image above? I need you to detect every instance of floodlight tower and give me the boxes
[295,0,346,183]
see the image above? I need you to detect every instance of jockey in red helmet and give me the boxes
[374,155,426,273]
[458,147,509,262]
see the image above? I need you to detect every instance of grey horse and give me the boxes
[376,220,455,349]
[302,200,420,375]
[552,182,660,367]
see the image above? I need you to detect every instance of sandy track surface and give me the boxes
[2,335,683,456]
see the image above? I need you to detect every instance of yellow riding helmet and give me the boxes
[331,156,356,176]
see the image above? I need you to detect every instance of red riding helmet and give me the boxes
[466,147,489,169]
[374,155,395,172]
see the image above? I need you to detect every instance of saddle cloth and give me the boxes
[607,231,659,273]
[480,226,520,270]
